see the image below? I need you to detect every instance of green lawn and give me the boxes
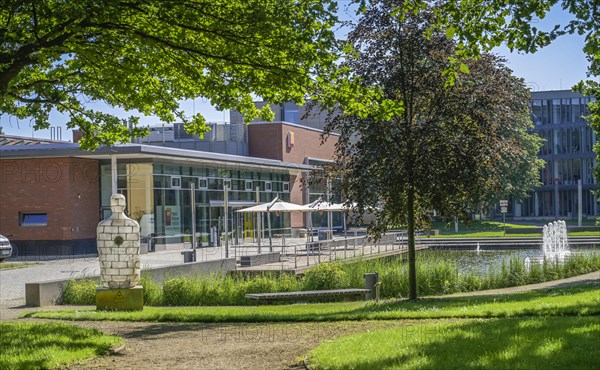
[429,231,598,238]
[23,283,600,323]
[0,322,122,369]
[306,316,600,370]
[432,221,534,231]
[0,262,40,270]
[427,220,599,238]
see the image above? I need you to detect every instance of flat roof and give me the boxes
[531,90,589,99]
[250,121,340,136]
[0,134,67,146]
[0,142,315,172]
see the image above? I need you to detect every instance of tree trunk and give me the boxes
[407,186,417,300]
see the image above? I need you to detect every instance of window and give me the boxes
[265,181,272,192]
[20,212,48,226]
[170,176,181,188]
[197,177,208,189]
[245,180,253,191]
[552,99,561,124]
[282,102,300,124]
[531,100,542,125]
[283,182,290,192]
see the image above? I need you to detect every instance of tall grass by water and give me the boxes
[61,250,600,306]
[339,250,600,297]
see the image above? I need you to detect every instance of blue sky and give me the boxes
[1,4,595,140]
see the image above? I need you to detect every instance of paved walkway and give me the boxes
[0,249,216,307]
[445,270,600,297]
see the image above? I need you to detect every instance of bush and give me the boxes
[61,279,96,305]
[162,277,198,306]
[303,262,350,290]
[140,277,162,306]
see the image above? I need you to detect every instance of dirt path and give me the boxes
[445,270,599,297]
[65,320,426,370]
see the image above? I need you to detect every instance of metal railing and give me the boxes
[230,231,408,270]
[144,231,412,269]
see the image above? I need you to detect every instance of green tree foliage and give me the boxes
[0,0,339,149]
[391,0,600,215]
[316,1,543,299]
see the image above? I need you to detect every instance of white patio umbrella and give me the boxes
[237,197,311,249]
[306,200,356,239]
[328,203,357,239]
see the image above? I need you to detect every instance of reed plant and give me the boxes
[61,250,600,306]
[61,279,97,305]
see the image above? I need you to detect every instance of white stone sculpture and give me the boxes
[97,194,141,289]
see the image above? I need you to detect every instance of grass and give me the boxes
[305,316,600,370]
[340,251,600,297]
[430,231,598,238]
[432,221,533,231]
[0,262,40,270]
[430,221,531,236]
[428,220,599,237]
[60,251,600,306]
[22,283,600,323]
[0,322,122,369]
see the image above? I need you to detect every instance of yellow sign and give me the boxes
[244,213,254,238]
[115,291,125,302]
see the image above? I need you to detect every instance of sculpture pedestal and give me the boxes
[96,286,144,311]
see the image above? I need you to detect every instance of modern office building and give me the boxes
[128,122,250,156]
[513,90,599,219]
[230,101,330,131]
[0,121,339,256]
[2,90,598,257]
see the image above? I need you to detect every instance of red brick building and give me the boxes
[0,124,338,256]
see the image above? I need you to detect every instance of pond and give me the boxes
[418,246,600,274]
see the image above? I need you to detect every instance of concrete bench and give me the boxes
[245,288,371,302]
[239,252,280,267]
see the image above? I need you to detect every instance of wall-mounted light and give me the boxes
[287,131,295,149]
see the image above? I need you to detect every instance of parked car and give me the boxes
[0,234,13,262]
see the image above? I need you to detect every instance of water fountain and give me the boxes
[542,220,571,260]
[524,257,531,272]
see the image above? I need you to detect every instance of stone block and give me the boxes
[120,254,133,262]
[96,286,143,311]
[126,234,139,241]
[104,268,119,275]
[103,226,118,234]
[119,226,133,234]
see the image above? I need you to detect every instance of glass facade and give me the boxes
[100,160,292,243]
[282,102,300,124]
[306,159,344,229]
[518,93,599,218]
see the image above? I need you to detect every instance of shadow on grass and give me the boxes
[342,282,600,318]
[308,316,600,370]
[0,322,119,369]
